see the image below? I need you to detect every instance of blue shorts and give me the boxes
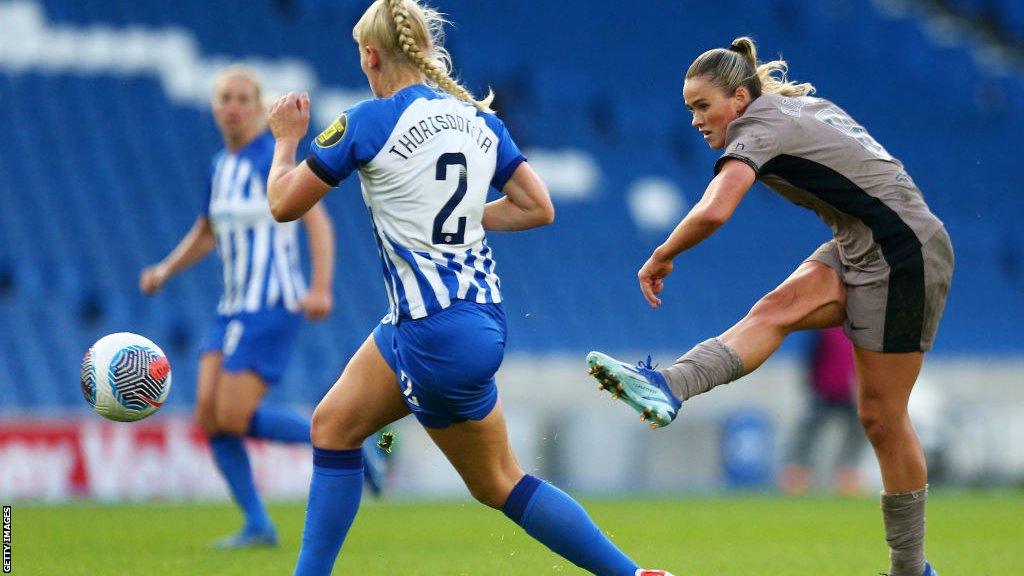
[200,307,303,385]
[373,300,507,429]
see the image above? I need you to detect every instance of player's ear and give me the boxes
[365,45,382,71]
[733,85,751,112]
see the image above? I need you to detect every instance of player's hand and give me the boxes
[638,254,674,308]
[139,263,169,295]
[300,287,333,321]
[268,91,311,142]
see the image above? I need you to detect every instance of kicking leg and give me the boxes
[666,260,846,400]
[586,260,844,428]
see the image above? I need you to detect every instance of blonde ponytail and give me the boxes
[687,36,814,99]
[355,0,494,113]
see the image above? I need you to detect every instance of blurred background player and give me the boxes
[779,326,864,496]
[264,1,673,574]
[587,37,951,576]
[138,66,385,549]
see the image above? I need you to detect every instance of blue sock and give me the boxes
[247,408,381,494]
[503,475,638,576]
[247,405,311,444]
[294,448,364,576]
[208,435,271,534]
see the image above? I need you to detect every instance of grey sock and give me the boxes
[881,485,928,576]
[658,338,745,401]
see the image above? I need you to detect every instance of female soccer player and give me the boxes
[265,2,673,575]
[139,67,383,548]
[586,37,951,576]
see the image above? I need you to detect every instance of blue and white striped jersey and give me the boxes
[307,84,525,322]
[205,131,307,316]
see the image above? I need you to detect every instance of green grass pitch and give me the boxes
[9,491,1023,575]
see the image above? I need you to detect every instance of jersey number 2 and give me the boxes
[433,152,468,245]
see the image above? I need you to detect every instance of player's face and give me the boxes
[212,76,262,139]
[683,76,745,150]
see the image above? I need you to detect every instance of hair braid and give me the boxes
[384,0,494,112]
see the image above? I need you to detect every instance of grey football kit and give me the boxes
[716,93,953,353]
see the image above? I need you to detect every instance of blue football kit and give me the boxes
[200,130,305,383]
[307,84,524,427]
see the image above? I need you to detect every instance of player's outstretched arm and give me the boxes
[482,162,555,231]
[299,203,335,320]
[638,159,755,307]
[139,215,215,295]
[267,92,332,222]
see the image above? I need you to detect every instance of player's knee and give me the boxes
[194,402,219,436]
[857,401,904,447]
[744,290,795,331]
[215,403,252,436]
[310,404,365,449]
[466,479,511,510]
[747,276,842,332]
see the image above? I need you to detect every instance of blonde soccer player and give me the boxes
[587,37,951,576]
[265,1,674,575]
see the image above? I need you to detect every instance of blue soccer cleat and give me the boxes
[211,525,278,549]
[586,351,682,428]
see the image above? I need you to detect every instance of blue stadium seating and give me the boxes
[0,0,1021,411]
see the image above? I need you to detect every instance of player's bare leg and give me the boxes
[294,334,411,576]
[427,402,673,576]
[719,260,846,373]
[663,260,846,400]
[214,370,267,436]
[310,334,410,450]
[194,352,223,436]
[856,348,933,576]
[200,358,278,549]
[587,261,845,428]
[424,400,523,509]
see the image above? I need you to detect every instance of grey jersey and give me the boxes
[715,93,943,268]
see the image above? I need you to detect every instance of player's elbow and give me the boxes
[699,206,730,228]
[537,203,555,226]
[270,198,300,223]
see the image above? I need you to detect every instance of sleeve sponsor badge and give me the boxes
[315,114,347,147]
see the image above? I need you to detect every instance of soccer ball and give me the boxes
[80,332,172,422]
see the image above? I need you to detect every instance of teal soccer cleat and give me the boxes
[211,525,278,549]
[586,351,682,428]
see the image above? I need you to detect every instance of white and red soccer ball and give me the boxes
[81,332,172,422]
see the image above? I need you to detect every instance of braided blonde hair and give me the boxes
[686,36,814,99]
[354,0,494,113]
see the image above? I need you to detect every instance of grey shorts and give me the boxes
[806,227,954,353]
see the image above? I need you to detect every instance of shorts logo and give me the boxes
[315,114,347,148]
[400,371,420,408]
[223,320,244,357]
